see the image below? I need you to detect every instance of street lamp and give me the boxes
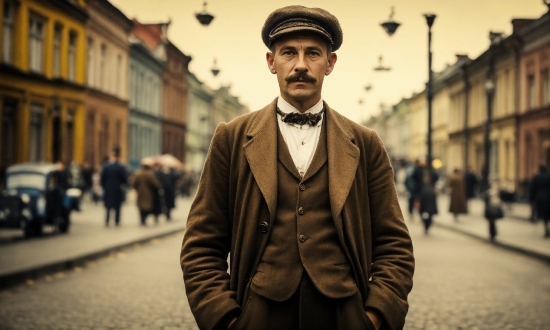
[380,7,401,36]
[211,58,220,77]
[373,55,391,71]
[424,13,436,172]
[195,1,215,26]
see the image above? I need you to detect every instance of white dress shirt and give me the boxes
[276,96,324,177]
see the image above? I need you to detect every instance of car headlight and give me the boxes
[21,193,30,204]
[22,208,32,220]
[37,196,46,216]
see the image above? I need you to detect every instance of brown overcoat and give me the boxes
[448,173,468,214]
[180,100,414,330]
[133,168,160,211]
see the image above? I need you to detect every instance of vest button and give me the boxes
[298,207,304,215]
[299,184,306,191]
[259,221,269,233]
[299,234,307,243]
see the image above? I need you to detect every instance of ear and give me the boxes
[325,53,337,76]
[266,52,276,74]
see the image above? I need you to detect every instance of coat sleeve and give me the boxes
[364,131,415,330]
[180,123,240,330]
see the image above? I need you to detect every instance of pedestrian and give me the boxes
[180,6,414,330]
[484,181,504,241]
[156,166,177,221]
[81,162,94,202]
[412,158,438,234]
[100,147,127,226]
[529,164,550,237]
[464,165,478,201]
[405,159,419,220]
[448,168,468,221]
[151,161,164,223]
[133,158,161,226]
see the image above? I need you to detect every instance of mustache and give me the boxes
[285,71,317,83]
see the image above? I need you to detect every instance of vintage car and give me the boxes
[0,163,71,237]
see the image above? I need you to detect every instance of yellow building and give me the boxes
[0,0,88,176]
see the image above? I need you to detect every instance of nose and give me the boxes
[294,53,308,72]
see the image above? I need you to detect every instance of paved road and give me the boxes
[1,219,549,329]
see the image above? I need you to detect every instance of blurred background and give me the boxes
[0,0,549,329]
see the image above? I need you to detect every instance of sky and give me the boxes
[109,0,549,124]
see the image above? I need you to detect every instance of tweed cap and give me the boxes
[262,5,343,51]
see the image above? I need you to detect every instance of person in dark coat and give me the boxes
[157,166,177,220]
[529,165,550,237]
[448,169,468,221]
[100,148,127,226]
[464,165,478,200]
[81,162,94,202]
[412,158,438,234]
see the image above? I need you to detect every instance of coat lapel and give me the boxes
[325,103,360,223]
[243,100,278,222]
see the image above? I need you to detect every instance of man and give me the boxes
[464,165,478,201]
[412,158,438,234]
[405,159,419,219]
[181,6,414,330]
[529,165,550,237]
[100,147,127,226]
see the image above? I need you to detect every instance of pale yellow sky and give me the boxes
[110,0,548,123]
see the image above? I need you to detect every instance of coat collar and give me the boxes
[243,99,360,223]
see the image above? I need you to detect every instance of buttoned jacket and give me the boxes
[181,99,415,330]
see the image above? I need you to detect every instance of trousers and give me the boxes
[230,273,376,330]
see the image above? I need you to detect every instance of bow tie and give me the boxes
[276,107,325,126]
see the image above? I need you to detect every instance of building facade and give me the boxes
[161,41,191,162]
[1,0,88,182]
[85,0,132,168]
[128,20,164,170]
[517,11,550,194]
[186,72,213,174]
[408,91,427,162]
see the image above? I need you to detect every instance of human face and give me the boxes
[266,32,337,112]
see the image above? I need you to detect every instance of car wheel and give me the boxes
[23,219,40,238]
[58,215,70,233]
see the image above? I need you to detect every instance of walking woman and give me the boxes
[448,169,468,221]
[133,158,161,226]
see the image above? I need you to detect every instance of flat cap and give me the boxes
[262,5,343,51]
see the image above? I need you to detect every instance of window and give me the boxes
[68,31,77,81]
[87,38,94,86]
[542,70,549,106]
[116,54,122,96]
[100,44,106,88]
[53,24,62,77]
[29,14,45,73]
[66,111,74,161]
[29,104,45,162]
[1,100,17,166]
[2,1,15,63]
[528,75,536,109]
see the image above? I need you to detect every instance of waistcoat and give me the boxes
[251,120,356,301]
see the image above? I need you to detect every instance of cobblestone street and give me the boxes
[1,214,549,329]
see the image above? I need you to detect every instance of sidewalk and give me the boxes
[0,191,192,289]
[399,194,550,263]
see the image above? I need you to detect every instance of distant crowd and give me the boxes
[392,159,550,240]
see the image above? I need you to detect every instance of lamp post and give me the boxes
[482,31,502,196]
[424,13,436,172]
[195,1,214,26]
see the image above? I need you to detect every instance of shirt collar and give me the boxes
[277,96,324,115]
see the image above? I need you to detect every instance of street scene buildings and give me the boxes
[0,0,248,179]
[367,9,550,198]
[0,1,549,329]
